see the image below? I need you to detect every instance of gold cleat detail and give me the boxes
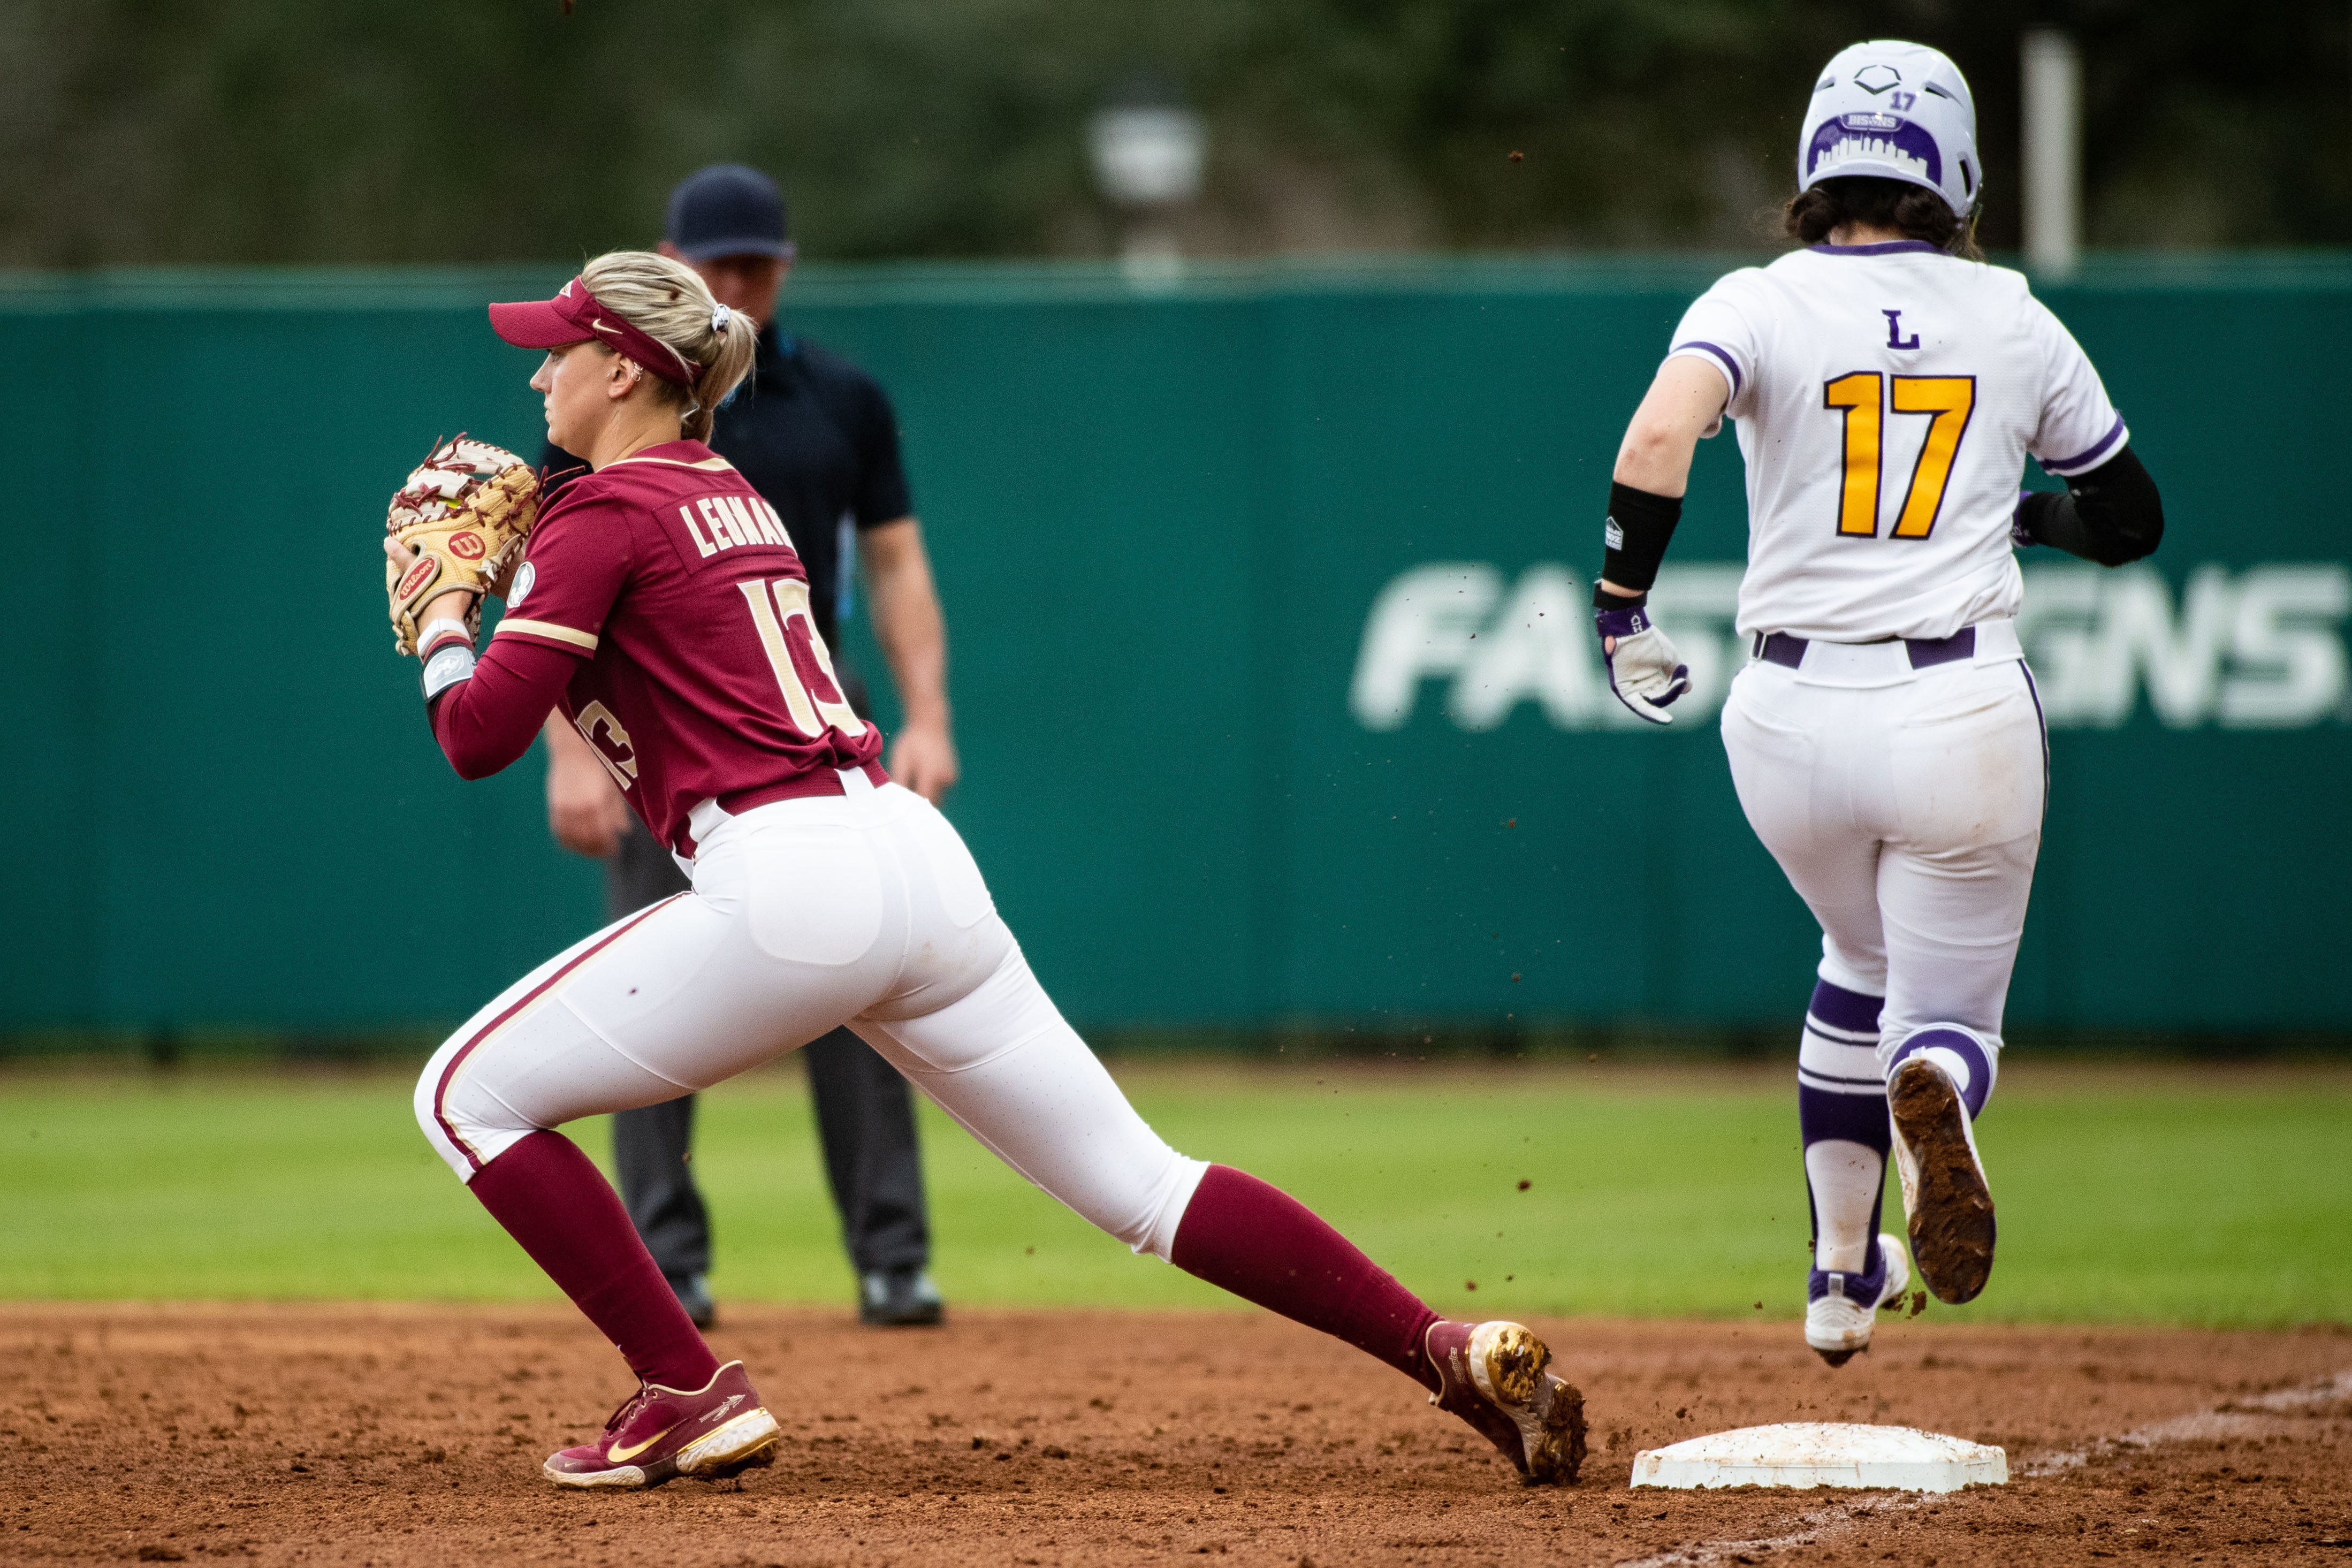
[1479,1322,1550,1407]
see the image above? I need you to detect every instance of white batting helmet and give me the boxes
[1799,40,1981,220]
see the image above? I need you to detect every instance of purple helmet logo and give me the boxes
[1853,63,1902,94]
[1807,115,1943,184]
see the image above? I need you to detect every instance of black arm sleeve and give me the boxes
[2017,446,2164,566]
[1600,481,1683,592]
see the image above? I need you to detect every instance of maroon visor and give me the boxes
[487,276,701,387]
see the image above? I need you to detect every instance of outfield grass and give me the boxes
[1,1060,2344,1326]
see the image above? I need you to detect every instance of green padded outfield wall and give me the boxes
[3,257,2346,1038]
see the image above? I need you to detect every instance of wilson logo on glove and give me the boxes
[396,556,442,602]
[448,531,487,561]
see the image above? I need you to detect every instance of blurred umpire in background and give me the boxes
[538,164,960,1329]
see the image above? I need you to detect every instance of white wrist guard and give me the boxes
[417,617,474,658]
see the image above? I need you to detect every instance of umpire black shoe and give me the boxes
[858,1267,944,1327]
[667,1272,717,1329]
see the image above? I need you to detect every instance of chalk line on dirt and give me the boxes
[2021,1366,2352,1476]
[1611,1365,2352,1568]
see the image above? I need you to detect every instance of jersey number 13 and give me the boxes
[1823,372,1977,540]
[739,576,869,740]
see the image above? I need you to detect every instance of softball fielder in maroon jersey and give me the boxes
[387,250,1584,1491]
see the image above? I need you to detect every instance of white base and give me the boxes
[1630,1422,2007,1493]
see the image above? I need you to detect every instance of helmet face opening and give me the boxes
[1800,40,1980,220]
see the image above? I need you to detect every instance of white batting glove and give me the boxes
[1595,598,1692,725]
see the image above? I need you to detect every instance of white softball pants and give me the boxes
[415,774,1208,1261]
[1719,626,2046,1072]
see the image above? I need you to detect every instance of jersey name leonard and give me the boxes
[670,491,798,567]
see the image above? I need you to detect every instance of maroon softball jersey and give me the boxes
[491,440,884,855]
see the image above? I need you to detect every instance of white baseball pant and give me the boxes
[1719,622,2046,1076]
[414,773,1208,1261]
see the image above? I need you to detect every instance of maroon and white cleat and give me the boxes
[1425,1319,1586,1485]
[543,1360,781,1489]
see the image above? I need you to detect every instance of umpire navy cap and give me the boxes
[666,164,797,262]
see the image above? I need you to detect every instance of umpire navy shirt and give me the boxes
[539,323,912,650]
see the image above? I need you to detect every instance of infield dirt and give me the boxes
[5,1305,2346,1566]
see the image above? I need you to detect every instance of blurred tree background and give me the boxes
[1,0,2345,268]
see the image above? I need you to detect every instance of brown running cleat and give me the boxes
[542,1360,780,1489]
[1889,1055,1997,1304]
[1424,1319,1586,1485]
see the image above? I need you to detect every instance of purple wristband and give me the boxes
[1595,603,1653,640]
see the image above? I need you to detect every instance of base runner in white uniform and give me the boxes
[1588,41,2165,1364]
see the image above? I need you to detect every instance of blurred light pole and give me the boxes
[1088,76,1205,286]
[2022,29,2082,280]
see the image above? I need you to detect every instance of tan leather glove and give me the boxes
[384,435,540,656]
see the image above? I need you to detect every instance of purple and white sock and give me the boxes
[1884,1024,1999,1119]
[1798,979,1890,1276]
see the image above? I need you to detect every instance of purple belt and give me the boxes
[1753,626,1977,671]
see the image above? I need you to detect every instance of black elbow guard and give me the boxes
[2018,446,2164,566]
[1601,482,1684,592]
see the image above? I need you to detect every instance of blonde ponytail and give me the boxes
[577,250,758,442]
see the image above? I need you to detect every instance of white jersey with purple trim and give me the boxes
[1668,240,2126,641]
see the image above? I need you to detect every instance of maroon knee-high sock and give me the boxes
[1169,1164,1444,1392]
[467,1130,719,1392]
